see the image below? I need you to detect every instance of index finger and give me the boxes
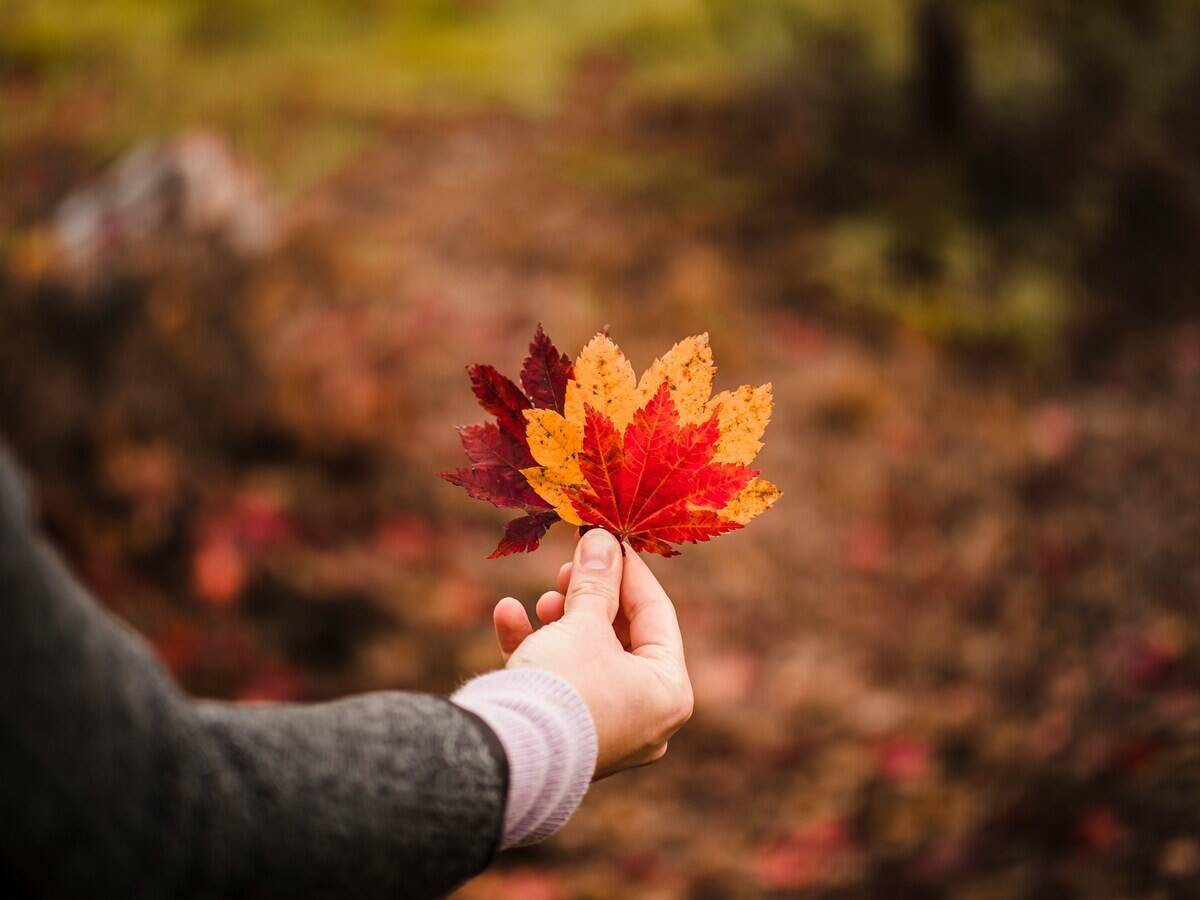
[620,547,685,665]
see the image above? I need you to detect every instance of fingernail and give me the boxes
[579,529,617,570]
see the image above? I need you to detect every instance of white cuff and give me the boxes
[452,668,597,848]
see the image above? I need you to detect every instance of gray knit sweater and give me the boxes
[0,446,507,899]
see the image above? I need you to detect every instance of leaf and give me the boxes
[707,383,773,464]
[564,333,640,431]
[488,511,559,558]
[440,423,546,510]
[443,327,573,553]
[468,364,531,444]
[521,465,585,526]
[721,477,782,525]
[445,327,779,557]
[520,323,574,413]
[521,408,585,525]
[442,464,549,511]
[458,422,535,470]
[565,383,756,556]
[523,409,582,469]
[636,332,715,422]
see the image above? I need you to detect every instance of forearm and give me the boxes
[0,447,506,899]
[189,694,505,898]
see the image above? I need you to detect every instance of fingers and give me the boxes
[532,561,571,624]
[620,551,693,739]
[493,596,533,662]
[563,529,623,623]
[541,590,628,643]
[613,606,631,650]
[536,590,565,624]
[621,549,686,666]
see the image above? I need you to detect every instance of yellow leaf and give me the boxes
[524,409,582,468]
[636,333,715,423]
[721,478,781,525]
[522,466,585,526]
[708,383,773,464]
[564,333,639,431]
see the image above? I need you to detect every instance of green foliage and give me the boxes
[816,220,1071,366]
[1,0,743,190]
[4,0,1200,359]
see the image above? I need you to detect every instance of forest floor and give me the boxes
[3,64,1200,899]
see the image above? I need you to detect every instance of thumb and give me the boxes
[564,528,623,623]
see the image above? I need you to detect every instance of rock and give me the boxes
[51,130,275,284]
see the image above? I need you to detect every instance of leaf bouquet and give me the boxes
[443,327,780,557]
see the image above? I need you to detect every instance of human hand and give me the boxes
[492,528,694,779]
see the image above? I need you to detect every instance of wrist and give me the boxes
[452,668,598,848]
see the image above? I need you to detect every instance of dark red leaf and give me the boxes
[520,323,573,413]
[446,329,579,556]
[488,511,559,558]
[468,364,531,444]
[458,422,535,469]
[440,465,550,511]
[444,409,545,513]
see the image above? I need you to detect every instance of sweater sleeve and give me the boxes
[0,446,506,900]
[452,669,597,848]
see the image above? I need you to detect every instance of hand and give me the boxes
[492,528,694,779]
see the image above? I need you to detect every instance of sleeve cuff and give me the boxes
[451,668,597,849]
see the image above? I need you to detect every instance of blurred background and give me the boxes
[2,1,1200,897]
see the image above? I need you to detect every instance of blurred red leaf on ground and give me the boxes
[236,662,304,704]
[430,575,489,630]
[874,736,932,784]
[1104,626,1180,693]
[1029,404,1077,463]
[192,533,246,606]
[771,312,829,360]
[373,516,436,563]
[227,490,293,551]
[843,522,891,574]
[461,867,565,900]
[1079,806,1126,853]
[754,819,853,890]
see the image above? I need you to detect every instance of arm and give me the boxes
[0,447,505,900]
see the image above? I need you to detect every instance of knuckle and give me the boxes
[668,691,693,730]
[635,741,670,767]
[678,684,695,724]
[567,573,617,603]
[661,672,694,729]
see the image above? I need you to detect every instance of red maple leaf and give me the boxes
[521,324,574,412]
[467,365,533,446]
[443,423,541,509]
[566,382,756,556]
[441,325,574,557]
[492,510,561,557]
